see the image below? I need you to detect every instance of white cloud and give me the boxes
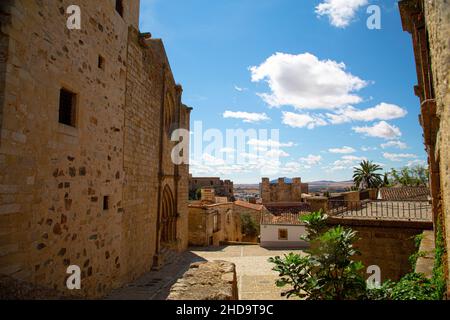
[383,152,417,162]
[381,140,408,150]
[300,155,323,166]
[250,52,368,110]
[325,155,367,172]
[234,85,248,92]
[201,153,226,166]
[220,147,236,154]
[361,146,377,152]
[315,0,368,28]
[335,155,367,166]
[265,149,290,158]
[327,103,408,124]
[247,138,295,148]
[406,159,427,167]
[353,121,402,140]
[327,165,348,171]
[329,146,356,154]
[282,111,328,129]
[280,162,303,174]
[223,110,270,123]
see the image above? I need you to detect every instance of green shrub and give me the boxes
[240,213,259,237]
[270,211,446,300]
[270,211,366,300]
[390,273,436,300]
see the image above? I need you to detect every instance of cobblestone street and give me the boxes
[106,245,305,300]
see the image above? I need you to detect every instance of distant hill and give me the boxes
[235,180,354,189]
[308,180,354,186]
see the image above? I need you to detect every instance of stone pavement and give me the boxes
[106,245,305,300]
[191,246,305,300]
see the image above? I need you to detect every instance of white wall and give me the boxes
[260,224,308,248]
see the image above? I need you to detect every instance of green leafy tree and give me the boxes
[300,210,328,242]
[382,173,390,187]
[352,160,383,189]
[270,212,444,300]
[240,213,259,237]
[388,165,429,187]
[269,211,366,300]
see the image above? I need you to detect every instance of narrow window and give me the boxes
[103,196,110,211]
[98,55,105,70]
[59,88,76,127]
[278,229,288,241]
[115,0,124,17]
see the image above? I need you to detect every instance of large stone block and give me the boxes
[167,261,238,300]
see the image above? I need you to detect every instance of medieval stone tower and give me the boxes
[0,0,191,297]
[260,178,308,203]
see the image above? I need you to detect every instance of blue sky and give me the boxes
[139,0,427,184]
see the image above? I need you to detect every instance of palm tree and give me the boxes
[352,160,383,190]
[382,172,390,187]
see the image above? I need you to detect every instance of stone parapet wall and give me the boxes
[167,261,238,300]
[327,218,427,281]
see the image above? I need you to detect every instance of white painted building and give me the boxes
[260,212,309,248]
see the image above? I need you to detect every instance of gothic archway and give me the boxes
[161,185,177,244]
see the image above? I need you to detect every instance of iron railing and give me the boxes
[327,200,432,221]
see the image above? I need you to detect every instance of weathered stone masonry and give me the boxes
[0,0,191,298]
[399,0,450,296]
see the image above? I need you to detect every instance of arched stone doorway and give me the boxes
[161,185,177,245]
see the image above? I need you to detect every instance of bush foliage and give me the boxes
[270,210,445,300]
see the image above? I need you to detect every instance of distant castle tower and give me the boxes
[260,177,308,203]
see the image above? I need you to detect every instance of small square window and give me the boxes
[115,0,124,17]
[103,196,110,211]
[278,229,288,241]
[59,88,76,127]
[98,55,105,70]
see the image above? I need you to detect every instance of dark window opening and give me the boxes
[103,196,110,211]
[59,88,76,127]
[98,55,105,70]
[115,0,124,17]
[278,229,288,241]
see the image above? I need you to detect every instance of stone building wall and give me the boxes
[260,177,308,203]
[234,201,265,224]
[327,218,427,281]
[188,203,242,247]
[0,0,190,298]
[423,0,450,296]
[400,0,450,296]
[189,176,234,200]
[353,225,420,281]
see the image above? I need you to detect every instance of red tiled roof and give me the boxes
[380,187,429,201]
[265,202,311,215]
[261,212,307,225]
[234,200,264,211]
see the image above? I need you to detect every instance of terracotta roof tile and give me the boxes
[234,200,264,211]
[261,212,307,225]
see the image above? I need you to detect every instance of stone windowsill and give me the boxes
[57,123,79,138]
